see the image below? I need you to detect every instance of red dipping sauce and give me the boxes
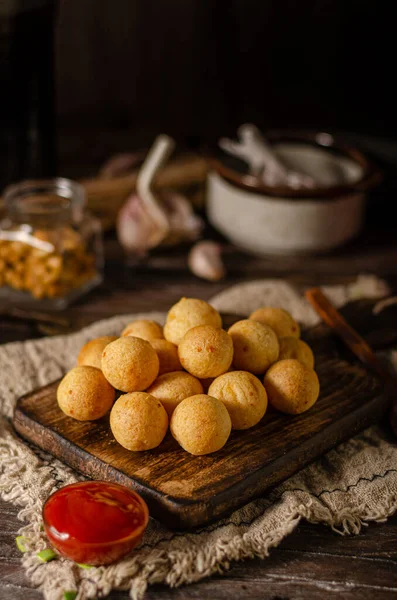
[43,481,149,565]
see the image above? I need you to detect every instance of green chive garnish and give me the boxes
[63,592,77,600]
[37,549,57,563]
[16,536,27,553]
[76,562,92,569]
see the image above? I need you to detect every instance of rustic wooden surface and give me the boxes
[1,228,397,597]
[1,504,397,600]
[13,317,388,529]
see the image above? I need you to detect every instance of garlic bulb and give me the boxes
[117,191,203,255]
[116,134,203,255]
[188,241,226,281]
[116,194,163,255]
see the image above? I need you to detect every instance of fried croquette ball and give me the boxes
[278,336,314,369]
[249,307,300,338]
[57,366,115,421]
[228,319,279,374]
[149,339,182,375]
[77,336,118,369]
[101,337,159,392]
[110,392,168,451]
[163,297,222,345]
[208,371,268,430]
[146,371,203,417]
[178,325,233,378]
[170,394,231,455]
[263,359,319,414]
[121,319,164,341]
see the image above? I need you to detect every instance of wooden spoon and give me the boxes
[305,287,397,436]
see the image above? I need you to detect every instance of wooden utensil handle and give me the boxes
[305,288,388,379]
[305,287,397,436]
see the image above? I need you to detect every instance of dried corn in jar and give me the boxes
[0,178,103,309]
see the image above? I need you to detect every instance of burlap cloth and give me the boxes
[1,276,396,600]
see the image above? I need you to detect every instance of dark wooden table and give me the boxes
[1,224,397,599]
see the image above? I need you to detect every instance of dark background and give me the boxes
[56,0,395,146]
[1,0,396,186]
[50,0,397,232]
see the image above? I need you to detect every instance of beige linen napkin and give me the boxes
[0,276,396,600]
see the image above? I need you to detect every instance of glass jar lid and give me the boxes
[3,178,86,226]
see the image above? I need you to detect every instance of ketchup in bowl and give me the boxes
[43,481,149,565]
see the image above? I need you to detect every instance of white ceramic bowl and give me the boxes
[207,133,380,255]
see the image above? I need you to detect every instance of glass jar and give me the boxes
[0,178,103,309]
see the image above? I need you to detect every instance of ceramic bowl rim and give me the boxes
[208,130,382,200]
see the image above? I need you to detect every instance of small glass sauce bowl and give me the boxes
[43,481,149,565]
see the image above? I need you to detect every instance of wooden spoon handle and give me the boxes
[305,287,397,435]
[305,288,388,378]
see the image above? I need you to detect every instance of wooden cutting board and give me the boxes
[12,319,388,530]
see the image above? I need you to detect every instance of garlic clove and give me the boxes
[162,191,203,245]
[188,241,226,282]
